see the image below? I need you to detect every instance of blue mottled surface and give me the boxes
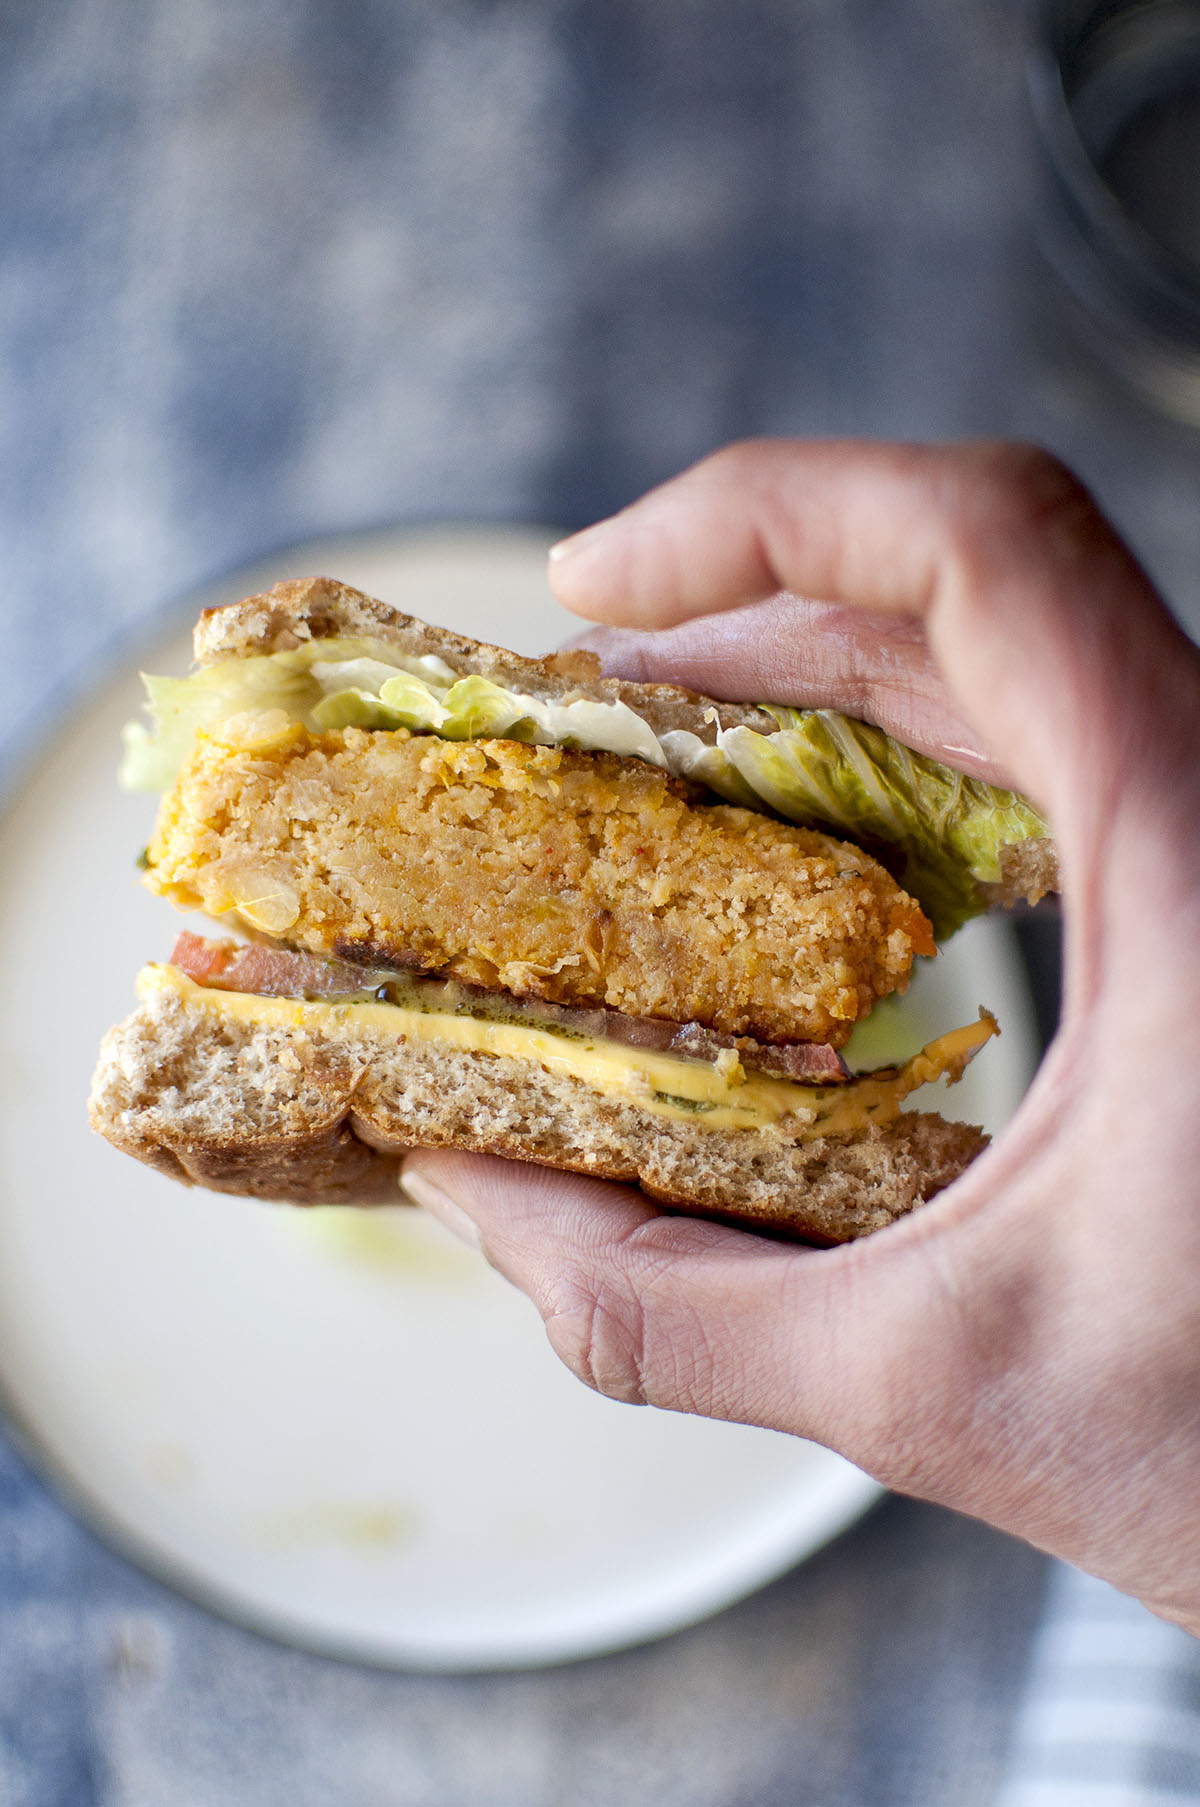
[0,1425,1043,1807]
[2,3,1198,1801]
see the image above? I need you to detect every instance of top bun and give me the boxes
[194,575,774,748]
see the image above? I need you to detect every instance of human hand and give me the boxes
[403,439,1200,1633]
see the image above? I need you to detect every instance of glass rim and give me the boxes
[1026,0,1200,338]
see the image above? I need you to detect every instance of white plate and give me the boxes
[0,530,1039,1671]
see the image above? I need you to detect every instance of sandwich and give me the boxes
[89,576,1056,1243]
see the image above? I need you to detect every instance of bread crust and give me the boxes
[88,981,988,1244]
[194,575,773,746]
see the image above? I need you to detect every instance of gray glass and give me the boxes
[1029,0,1200,419]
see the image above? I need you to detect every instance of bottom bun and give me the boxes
[88,979,988,1244]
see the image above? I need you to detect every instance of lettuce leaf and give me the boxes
[119,659,324,791]
[124,643,670,786]
[713,709,1049,937]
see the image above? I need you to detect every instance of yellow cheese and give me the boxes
[138,964,996,1139]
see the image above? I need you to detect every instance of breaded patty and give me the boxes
[145,716,933,1045]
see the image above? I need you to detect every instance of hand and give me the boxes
[403,439,1200,1634]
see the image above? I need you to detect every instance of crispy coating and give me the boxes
[145,720,933,1045]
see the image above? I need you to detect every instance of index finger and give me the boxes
[549,439,1200,888]
[569,596,1011,785]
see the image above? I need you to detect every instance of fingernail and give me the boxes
[548,520,609,563]
[401,1169,482,1251]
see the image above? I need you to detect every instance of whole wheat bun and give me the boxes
[194,574,775,745]
[89,977,988,1245]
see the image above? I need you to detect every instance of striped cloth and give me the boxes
[998,1563,1200,1806]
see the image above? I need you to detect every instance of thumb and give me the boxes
[401,1148,985,1490]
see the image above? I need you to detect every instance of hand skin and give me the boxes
[403,439,1200,1635]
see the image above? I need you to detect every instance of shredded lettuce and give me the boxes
[120,662,321,792]
[122,641,671,789]
[122,639,1050,937]
[120,637,450,790]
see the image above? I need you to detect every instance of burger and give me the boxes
[88,576,1055,1242]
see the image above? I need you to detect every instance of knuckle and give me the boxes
[542,1273,651,1406]
[702,436,760,477]
[960,442,1094,550]
[973,438,1073,497]
[696,436,782,493]
[538,1218,733,1414]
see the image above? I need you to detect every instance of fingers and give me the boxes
[400,1146,984,1489]
[552,438,1200,933]
[571,597,1012,785]
[401,1094,1200,1622]
[548,439,1125,640]
[404,1151,803,1421]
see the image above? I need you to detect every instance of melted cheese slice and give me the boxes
[140,964,997,1139]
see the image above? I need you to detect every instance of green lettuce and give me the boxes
[120,659,322,791]
[119,637,460,789]
[664,707,1048,937]
[122,641,669,787]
